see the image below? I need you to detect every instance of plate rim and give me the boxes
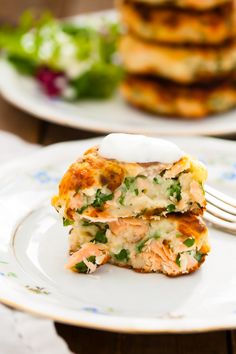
[1,294,236,334]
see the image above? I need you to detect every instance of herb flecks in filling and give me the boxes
[114,249,130,262]
[136,232,161,253]
[176,233,183,238]
[93,229,108,244]
[77,205,88,214]
[183,238,195,247]
[124,177,136,190]
[199,182,205,195]
[119,175,147,205]
[153,176,162,185]
[74,255,96,273]
[82,220,92,227]
[136,240,146,253]
[168,180,182,202]
[92,189,114,209]
[118,192,125,206]
[176,254,181,267]
[63,218,73,226]
[194,251,204,263]
[167,204,176,213]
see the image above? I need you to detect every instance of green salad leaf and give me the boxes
[0,11,123,99]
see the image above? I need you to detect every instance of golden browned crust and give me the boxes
[121,74,236,118]
[59,149,125,195]
[126,0,231,10]
[53,144,207,221]
[119,34,236,84]
[164,254,207,277]
[177,213,207,238]
[59,164,95,195]
[118,0,235,44]
[112,254,207,276]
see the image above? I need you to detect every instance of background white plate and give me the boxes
[0,10,236,137]
[1,136,236,333]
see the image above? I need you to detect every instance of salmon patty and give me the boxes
[52,145,207,221]
[119,34,236,83]
[121,74,236,118]
[118,0,235,44]
[66,214,209,276]
[52,135,209,277]
[126,0,231,10]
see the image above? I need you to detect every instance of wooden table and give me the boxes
[1,1,236,353]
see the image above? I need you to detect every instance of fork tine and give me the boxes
[205,185,236,208]
[206,203,236,222]
[206,193,236,216]
[204,185,236,235]
[204,211,236,235]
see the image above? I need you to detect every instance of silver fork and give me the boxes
[204,185,236,235]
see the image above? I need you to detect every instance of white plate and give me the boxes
[0,11,236,137]
[1,136,236,333]
[0,138,236,332]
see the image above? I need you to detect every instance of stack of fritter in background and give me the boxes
[118,0,236,119]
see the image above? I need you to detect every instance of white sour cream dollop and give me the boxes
[99,134,185,163]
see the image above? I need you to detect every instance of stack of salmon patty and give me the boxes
[118,0,236,118]
[52,137,210,277]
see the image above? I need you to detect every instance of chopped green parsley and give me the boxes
[114,249,129,262]
[136,240,146,253]
[183,238,195,247]
[63,218,73,226]
[168,180,182,201]
[77,205,88,214]
[153,176,162,185]
[136,232,160,253]
[92,189,114,208]
[93,229,108,244]
[74,255,96,273]
[176,233,183,238]
[118,193,125,206]
[167,204,176,213]
[176,254,181,267]
[118,175,147,205]
[199,182,205,195]
[82,220,91,227]
[194,251,204,263]
[124,177,136,190]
